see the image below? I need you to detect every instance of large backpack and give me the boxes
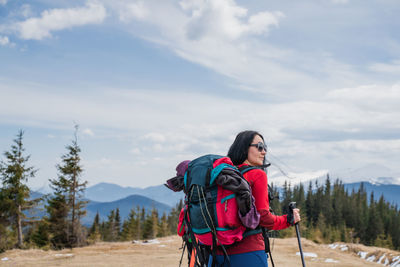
[183,154,248,247]
[170,155,274,267]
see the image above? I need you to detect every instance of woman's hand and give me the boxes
[293,208,301,224]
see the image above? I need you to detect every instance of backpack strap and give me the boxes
[239,164,276,202]
[262,228,275,267]
[205,167,231,267]
[184,207,207,266]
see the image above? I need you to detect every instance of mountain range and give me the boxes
[82,194,172,226]
[32,163,400,226]
[84,182,184,207]
[268,163,400,187]
[29,191,173,227]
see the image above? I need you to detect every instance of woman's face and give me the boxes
[245,134,266,166]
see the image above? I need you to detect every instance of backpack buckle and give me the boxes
[206,190,213,203]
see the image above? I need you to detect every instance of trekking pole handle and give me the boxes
[288,202,298,225]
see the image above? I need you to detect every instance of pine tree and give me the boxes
[115,208,121,240]
[0,130,41,248]
[312,180,323,226]
[158,213,169,237]
[366,192,384,245]
[332,179,345,227]
[120,208,138,241]
[151,208,159,239]
[88,212,101,243]
[104,209,116,241]
[305,181,314,228]
[99,221,106,240]
[29,220,50,248]
[46,190,69,248]
[322,174,333,224]
[281,180,292,215]
[142,208,159,239]
[167,200,182,234]
[47,125,88,248]
[0,188,16,252]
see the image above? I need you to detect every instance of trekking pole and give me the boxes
[289,202,306,267]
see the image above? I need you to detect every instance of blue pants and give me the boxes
[208,250,268,267]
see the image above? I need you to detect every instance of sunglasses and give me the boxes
[249,142,267,152]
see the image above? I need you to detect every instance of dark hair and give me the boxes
[227,130,264,165]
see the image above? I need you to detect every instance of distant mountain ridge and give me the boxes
[83,194,172,226]
[28,191,172,226]
[84,182,184,207]
[268,163,400,187]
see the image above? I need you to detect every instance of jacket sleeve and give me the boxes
[249,169,291,231]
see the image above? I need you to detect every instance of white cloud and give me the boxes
[326,83,400,112]
[0,0,7,5]
[83,128,94,136]
[15,1,106,40]
[181,0,284,40]
[117,1,148,22]
[2,80,399,187]
[246,11,284,35]
[369,60,400,74]
[130,148,141,155]
[143,132,166,143]
[20,4,33,18]
[103,0,362,98]
[0,35,9,46]
[331,0,349,4]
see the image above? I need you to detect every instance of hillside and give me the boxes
[83,194,172,226]
[1,236,399,267]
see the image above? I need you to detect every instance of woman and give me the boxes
[209,130,301,267]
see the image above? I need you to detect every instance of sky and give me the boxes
[1,0,400,189]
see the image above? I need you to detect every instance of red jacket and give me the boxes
[219,164,290,255]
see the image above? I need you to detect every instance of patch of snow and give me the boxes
[377,254,386,264]
[393,256,400,261]
[158,245,166,247]
[142,239,160,245]
[340,246,348,251]
[385,258,389,265]
[296,252,317,258]
[328,244,338,249]
[366,255,376,262]
[391,258,400,267]
[54,254,74,257]
[325,258,339,263]
[1,257,9,261]
[358,251,368,259]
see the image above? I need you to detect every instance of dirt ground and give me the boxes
[0,235,395,267]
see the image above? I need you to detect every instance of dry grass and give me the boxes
[0,236,397,267]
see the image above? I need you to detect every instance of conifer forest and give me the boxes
[0,130,399,253]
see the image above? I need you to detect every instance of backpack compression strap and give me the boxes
[205,168,230,267]
[184,207,207,266]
